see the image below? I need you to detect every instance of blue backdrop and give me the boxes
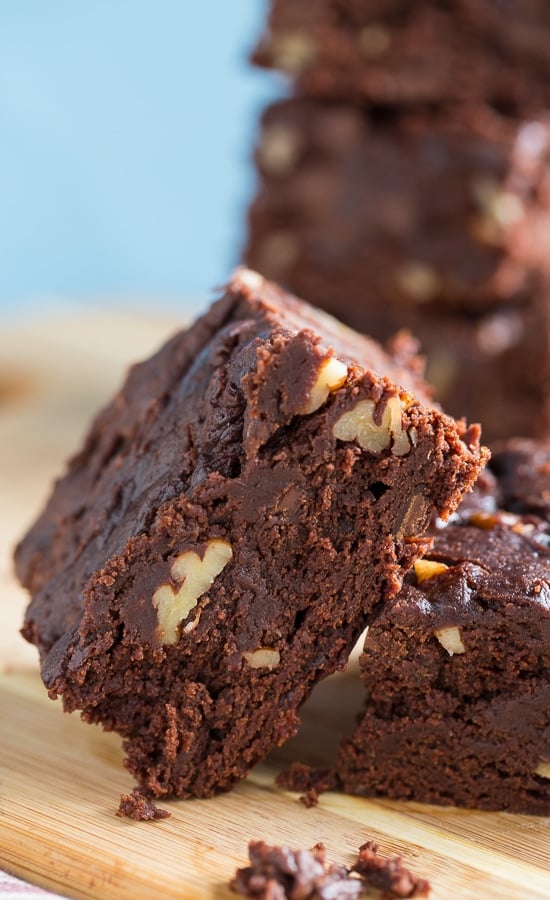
[0,1,278,314]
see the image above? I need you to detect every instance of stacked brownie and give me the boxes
[337,439,550,814]
[245,0,550,442]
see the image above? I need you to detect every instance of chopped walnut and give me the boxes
[470,175,525,246]
[414,560,450,583]
[243,648,281,669]
[534,761,550,779]
[333,395,412,457]
[397,262,441,303]
[259,124,302,176]
[301,356,348,415]
[270,32,317,74]
[434,626,466,656]
[468,510,520,530]
[153,539,232,644]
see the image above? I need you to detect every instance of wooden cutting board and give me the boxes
[1,310,549,900]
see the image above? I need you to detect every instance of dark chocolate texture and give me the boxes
[245,99,550,440]
[252,0,550,111]
[337,439,550,813]
[490,438,550,521]
[246,100,550,315]
[16,269,485,799]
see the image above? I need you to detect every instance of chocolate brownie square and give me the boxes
[245,99,550,441]
[15,269,485,799]
[337,440,550,814]
[252,0,550,111]
[246,99,550,317]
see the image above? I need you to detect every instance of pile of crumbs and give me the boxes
[230,839,430,899]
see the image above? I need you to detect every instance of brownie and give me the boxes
[246,99,550,316]
[15,269,486,799]
[337,441,550,813]
[245,99,550,440]
[252,0,550,111]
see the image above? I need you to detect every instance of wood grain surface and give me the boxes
[1,311,549,899]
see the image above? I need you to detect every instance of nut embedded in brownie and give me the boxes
[16,268,486,799]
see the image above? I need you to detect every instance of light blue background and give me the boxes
[0,1,279,315]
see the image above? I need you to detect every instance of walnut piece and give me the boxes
[435,626,466,656]
[243,648,281,669]
[332,396,411,456]
[301,357,348,415]
[471,175,524,230]
[397,262,441,303]
[271,33,316,74]
[534,762,550,779]
[414,559,450,583]
[259,124,302,176]
[468,510,520,530]
[153,539,233,644]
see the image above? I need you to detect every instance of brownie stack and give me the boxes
[337,439,550,814]
[245,0,550,443]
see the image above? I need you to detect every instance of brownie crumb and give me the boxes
[276,763,339,806]
[116,788,170,821]
[230,840,430,899]
[354,841,430,899]
[230,840,363,899]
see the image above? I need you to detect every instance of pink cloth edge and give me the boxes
[0,870,63,898]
